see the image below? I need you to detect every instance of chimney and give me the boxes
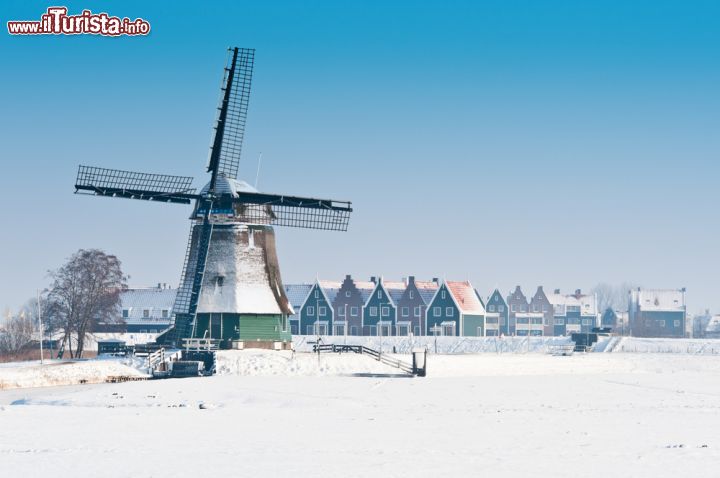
[432,277,439,284]
[554,289,560,294]
[575,289,582,297]
[345,274,351,281]
[537,286,544,293]
[157,283,162,289]
[370,276,377,284]
[408,275,416,285]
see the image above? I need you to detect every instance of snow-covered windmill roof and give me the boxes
[415,280,439,304]
[446,281,486,315]
[284,284,313,309]
[199,176,258,196]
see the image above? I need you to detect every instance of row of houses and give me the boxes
[91,282,690,343]
[283,276,602,337]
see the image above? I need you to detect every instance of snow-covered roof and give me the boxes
[415,280,439,304]
[384,281,407,304]
[446,281,486,315]
[284,284,313,309]
[631,289,686,312]
[318,280,343,304]
[354,281,376,302]
[546,291,597,316]
[705,316,720,333]
[120,288,176,322]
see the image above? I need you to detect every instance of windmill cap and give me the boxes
[200,176,258,196]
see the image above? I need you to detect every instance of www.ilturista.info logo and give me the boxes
[7,7,150,36]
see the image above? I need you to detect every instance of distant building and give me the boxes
[426,281,485,336]
[547,289,598,335]
[299,280,341,335]
[601,308,629,334]
[332,275,374,336]
[284,283,313,335]
[529,286,553,335]
[393,276,440,336]
[362,277,397,336]
[484,289,509,336]
[629,288,687,338]
[704,315,720,339]
[506,286,529,335]
[92,284,176,347]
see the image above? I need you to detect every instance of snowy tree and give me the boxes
[46,249,127,358]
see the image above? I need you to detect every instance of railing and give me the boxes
[147,347,166,370]
[313,344,414,374]
[182,338,220,351]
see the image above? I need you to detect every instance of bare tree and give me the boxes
[592,282,639,313]
[0,311,36,355]
[46,249,127,358]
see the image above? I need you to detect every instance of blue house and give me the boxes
[484,289,509,336]
[426,281,486,336]
[284,283,313,335]
[362,277,397,336]
[299,280,341,335]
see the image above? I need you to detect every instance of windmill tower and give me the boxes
[74,48,352,348]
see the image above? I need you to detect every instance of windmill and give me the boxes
[74,47,352,347]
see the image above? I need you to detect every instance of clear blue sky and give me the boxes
[1,0,718,314]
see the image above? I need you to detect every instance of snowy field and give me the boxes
[1,350,719,477]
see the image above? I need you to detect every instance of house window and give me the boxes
[511,304,517,312]
[314,290,319,298]
[414,306,421,317]
[414,326,421,335]
[345,291,351,297]
[542,305,548,312]
[488,305,495,312]
[441,290,446,299]
[409,291,414,299]
[370,306,378,316]
[533,305,539,312]
[674,320,681,327]
[446,307,454,316]
[401,307,409,317]
[351,306,359,316]
[318,306,327,317]
[381,307,390,317]
[555,318,564,325]
[307,306,315,316]
[122,309,129,318]
[433,306,441,317]
[658,320,665,327]
[338,307,346,317]
[378,291,383,299]
[498,305,504,312]
[582,319,591,326]
[161,309,169,318]
[350,326,359,335]
[306,325,314,334]
[143,309,150,318]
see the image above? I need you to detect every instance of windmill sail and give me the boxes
[74,165,197,204]
[207,47,255,183]
[230,192,352,231]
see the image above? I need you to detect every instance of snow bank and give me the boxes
[216,349,408,376]
[0,358,149,390]
[292,335,573,354]
[612,337,720,354]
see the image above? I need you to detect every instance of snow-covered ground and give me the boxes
[1,351,719,477]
